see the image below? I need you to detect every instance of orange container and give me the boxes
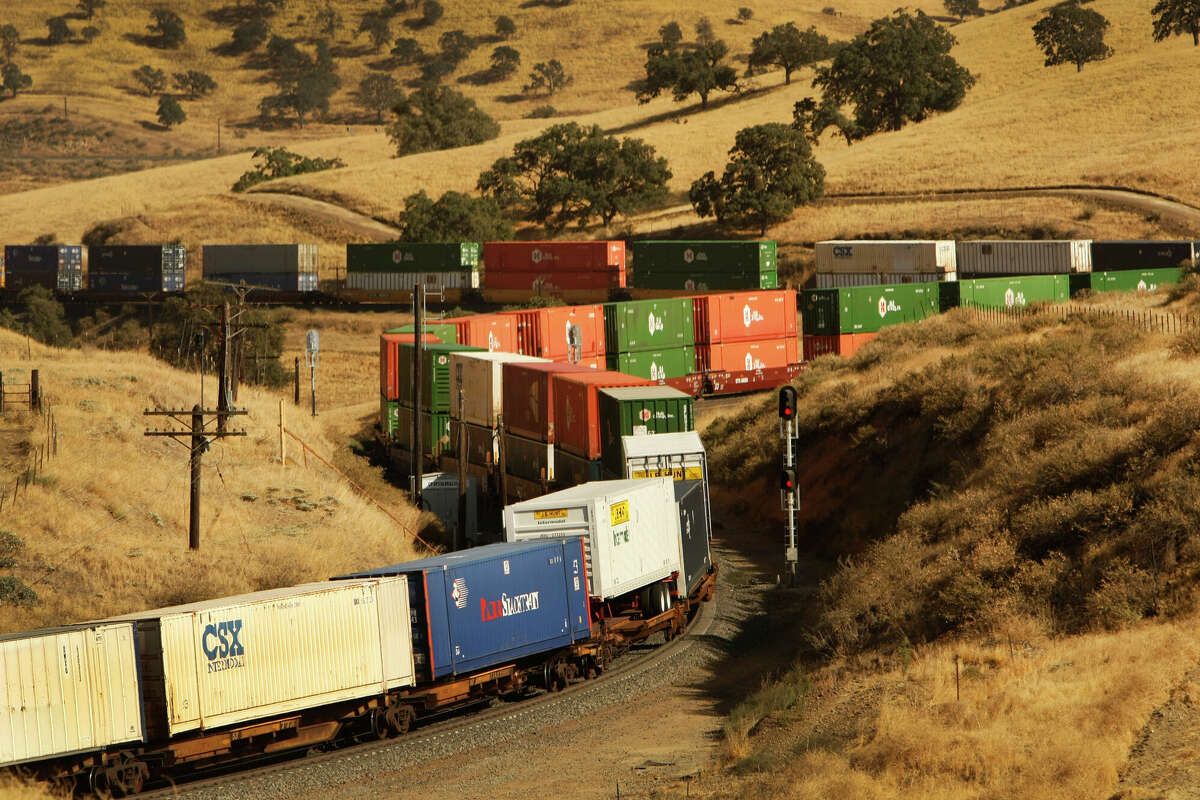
[697,337,799,372]
[692,290,797,344]
[444,314,518,353]
[380,332,441,399]
[506,305,607,361]
[551,371,653,459]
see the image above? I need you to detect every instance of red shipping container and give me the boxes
[551,371,653,459]
[484,269,625,291]
[380,332,441,399]
[484,241,626,273]
[802,333,877,361]
[693,290,797,345]
[698,337,799,372]
[443,314,518,353]
[506,305,607,361]
[502,361,597,442]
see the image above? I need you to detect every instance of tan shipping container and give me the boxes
[107,578,413,737]
[1,623,144,767]
[956,240,1092,275]
[815,240,956,274]
[448,350,551,428]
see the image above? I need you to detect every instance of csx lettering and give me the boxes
[201,620,245,661]
[832,246,853,257]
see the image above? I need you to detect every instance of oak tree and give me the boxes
[1032,3,1113,72]
[747,23,832,84]
[1151,0,1200,46]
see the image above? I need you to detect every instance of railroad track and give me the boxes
[138,570,722,799]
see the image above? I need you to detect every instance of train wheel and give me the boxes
[370,708,392,740]
[105,753,147,797]
[386,705,416,736]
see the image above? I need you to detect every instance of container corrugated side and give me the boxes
[0,623,144,767]
[1091,268,1182,293]
[505,305,607,362]
[603,298,695,353]
[347,243,480,272]
[346,271,478,291]
[958,274,1069,308]
[599,387,694,476]
[203,245,309,276]
[553,371,652,459]
[836,283,941,334]
[503,478,681,600]
[448,351,551,428]
[631,241,775,274]
[109,579,413,736]
[553,447,604,488]
[693,290,797,344]
[483,241,625,272]
[1090,241,1196,271]
[443,314,518,353]
[606,346,696,380]
[502,431,555,482]
[815,271,956,288]
[814,240,956,273]
[956,240,1092,275]
[394,404,452,455]
[501,361,596,442]
[697,337,798,372]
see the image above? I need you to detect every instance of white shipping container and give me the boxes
[448,351,551,427]
[1,623,144,768]
[814,271,957,288]
[503,478,681,600]
[106,579,413,736]
[956,240,1092,275]
[346,270,480,291]
[815,241,956,274]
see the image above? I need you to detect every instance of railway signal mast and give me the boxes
[779,386,799,578]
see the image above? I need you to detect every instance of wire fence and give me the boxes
[962,301,1198,334]
[0,389,58,515]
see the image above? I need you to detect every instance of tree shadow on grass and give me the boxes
[603,83,779,136]
[204,5,265,25]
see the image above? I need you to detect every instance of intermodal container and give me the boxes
[346,270,479,291]
[452,420,499,467]
[504,478,682,601]
[204,272,319,292]
[503,431,555,482]
[395,342,487,411]
[697,337,799,372]
[336,539,592,682]
[606,346,697,380]
[802,332,878,360]
[553,447,604,488]
[393,404,452,455]
[507,305,606,361]
[956,240,1091,275]
[443,314,518,353]
[0,623,144,768]
[88,245,186,292]
[381,333,443,402]
[484,241,625,273]
[631,241,775,275]
[553,371,653,460]
[692,290,797,344]
[447,351,551,428]
[1090,268,1182,293]
[347,242,480,272]
[2,245,83,291]
[391,323,459,344]
[483,270,625,291]
[603,298,694,353]
[105,579,413,737]
[1091,241,1196,271]
[633,270,778,291]
[800,284,939,335]
[202,244,318,276]
[502,361,597,442]
[673,481,713,598]
[598,386,694,476]
[814,240,956,274]
[815,271,956,288]
[800,288,840,336]
[958,274,1070,308]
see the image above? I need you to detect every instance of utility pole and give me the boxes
[144,405,247,550]
[218,303,230,434]
[412,284,424,509]
[779,386,799,582]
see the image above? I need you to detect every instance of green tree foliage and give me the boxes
[398,190,513,242]
[695,16,715,44]
[524,59,572,95]
[388,86,500,155]
[814,10,975,137]
[637,38,737,109]
[1032,3,1113,72]
[1151,0,1200,46]
[736,7,754,23]
[747,23,832,85]
[477,122,672,231]
[419,57,454,84]
[232,146,345,192]
[156,94,186,128]
[81,26,100,42]
[173,70,217,98]
[944,0,982,22]
[490,46,520,78]
[689,123,824,234]
[438,29,475,65]
[420,0,444,27]
[46,17,71,45]
[358,11,390,52]
[148,9,186,49]
[2,62,32,97]
[132,64,167,96]
[658,21,683,48]
[355,72,403,122]
[77,0,106,19]
[231,17,269,53]
[0,25,19,62]
[792,96,861,145]
[495,15,516,39]
[316,4,343,39]
[391,36,423,63]
[259,37,340,126]
[8,287,73,347]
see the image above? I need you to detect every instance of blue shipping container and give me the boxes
[337,539,591,681]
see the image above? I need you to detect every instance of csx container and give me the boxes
[447,351,550,428]
[800,283,940,335]
[1091,241,1197,270]
[956,240,1092,275]
[88,245,186,292]
[105,579,413,737]
[692,290,797,344]
[380,333,444,400]
[506,305,607,361]
[631,241,777,290]
[606,346,697,380]
[347,242,480,273]
[501,362,595,443]
[957,274,1069,308]
[442,314,518,353]
[814,240,956,275]
[337,539,592,681]
[202,244,319,292]
[1,623,144,768]
[598,387,694,476]
[394,342,487,410]
[603,298,694,352]
[697,337,798,372]
[552,371,652,460]
[504,478,682,601]
[1090,268,1182,293]
[2,245,83,291]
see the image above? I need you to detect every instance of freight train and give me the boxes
[1,478,716,796]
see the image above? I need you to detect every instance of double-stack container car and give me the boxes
[202,244,319,292]
[603,297,696,380]
[2,245,83,291]
[345,243,481,296]
[88,245,186,293]
[692,290,799,372]
[483,241,626,296]
[630,241,778,291]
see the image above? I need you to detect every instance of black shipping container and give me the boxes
[674,481,712,597]
[502,432,553,483]
[1091,241,1197,271]
[88,245,186,292]
[553,448,603,489]
[3,246,83,291]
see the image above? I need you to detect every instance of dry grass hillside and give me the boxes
[0,323,424,635]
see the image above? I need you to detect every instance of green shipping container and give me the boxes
[347,242,480,273]
[959,275,1069,308]
[395,342,486,411]
[1090,268,1181,294]
[381,395,400,439]
[632,241,776,274]
[393,404,452,456]
[387,323,460,343]
[606,346,696,380]
[598,386,695,476]
[603,298,695,353]
[801,283,940,335]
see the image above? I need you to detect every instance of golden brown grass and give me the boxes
[0,324,423,634]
